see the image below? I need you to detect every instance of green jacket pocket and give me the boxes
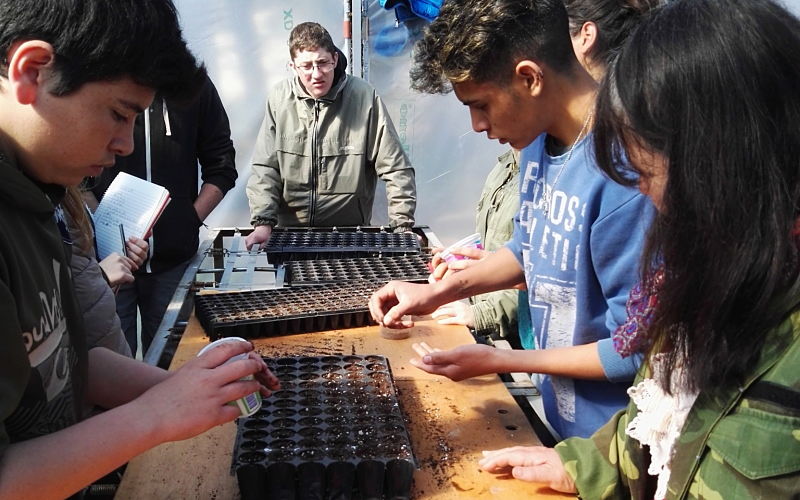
[707,405,800,480]
[318,137,367,194]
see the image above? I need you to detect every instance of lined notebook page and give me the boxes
[93,172,171,260]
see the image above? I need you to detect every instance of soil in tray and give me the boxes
[233,354,415,500]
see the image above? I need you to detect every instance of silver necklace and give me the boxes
[541,109,594,217]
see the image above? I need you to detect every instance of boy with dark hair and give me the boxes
[0,1,279,497]
[370,0,652,439]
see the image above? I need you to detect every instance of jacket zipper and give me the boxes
[310,100,320,226]
[143,105,155,272]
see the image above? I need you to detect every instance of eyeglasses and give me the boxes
[293,60,335,75]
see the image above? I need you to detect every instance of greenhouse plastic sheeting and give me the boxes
[174,0,506,246]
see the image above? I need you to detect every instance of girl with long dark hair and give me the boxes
[478,0,800,497]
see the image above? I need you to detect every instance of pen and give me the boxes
[119,223,129,258]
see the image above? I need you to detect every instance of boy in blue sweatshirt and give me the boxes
[368,0,652,439]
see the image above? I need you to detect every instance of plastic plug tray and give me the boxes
[233,354,415,500]
[194,281,383,339]
[264,227,420,264]
[285,254,430,286]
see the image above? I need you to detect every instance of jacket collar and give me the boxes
[0,148,63,214]
[291,71,349,104]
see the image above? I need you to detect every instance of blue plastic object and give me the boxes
[373,22,411,57]
[378,0,443,22]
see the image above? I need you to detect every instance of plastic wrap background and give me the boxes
[173,0,505,246]
[172,0,800,246]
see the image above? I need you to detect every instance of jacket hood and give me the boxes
[0,151,61,214]
[332,47,348,85]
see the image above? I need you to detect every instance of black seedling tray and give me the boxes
[285,254,431,286]
[234,354,415,500]
[194,281,382,339]
[264,227,420,264]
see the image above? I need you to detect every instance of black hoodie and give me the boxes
[92,74,237,273]
[0,150,87,453]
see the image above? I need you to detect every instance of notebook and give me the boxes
[93,172,171,260]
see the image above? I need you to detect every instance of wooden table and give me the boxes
[116,314,573,499]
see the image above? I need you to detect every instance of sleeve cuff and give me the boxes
[98,266,111,286]
[471,304,494,337]
[391,222,414,233]
[504,239,525,268]
[596,338,642,383]
[251,216,276,228]
[201,174,236,195]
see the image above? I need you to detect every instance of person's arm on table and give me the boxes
[469,287,519,338]
[369,246,525,327]
[411,341,611,380]
[0,342,280,500]
[428,246,519,337]
[430,280,519,339]
[480,409,633,498]
[478,446,577,494]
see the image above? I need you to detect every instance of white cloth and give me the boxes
[625,355,699,500]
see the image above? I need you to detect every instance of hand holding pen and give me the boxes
[118,224,149,271]
[98,225,149,289]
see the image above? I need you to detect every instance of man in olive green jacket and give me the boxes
[245,22,416,249]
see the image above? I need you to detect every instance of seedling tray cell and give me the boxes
[286,254,431,286]
[194,281,382,339]
[233,355,415,500]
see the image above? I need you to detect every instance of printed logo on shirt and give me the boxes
[21,260,71,401]
[519,152,585,425]
[519,159,584,274]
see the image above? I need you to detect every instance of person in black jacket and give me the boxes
[92,73,237,356]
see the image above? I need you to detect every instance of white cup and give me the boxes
[197,337,262,417]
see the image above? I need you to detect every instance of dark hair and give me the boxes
[564,0,658,69]
[594,0,800,393]
[410,0,577,93]
[0,0,204,99]
[62,186,93,254]
[289,22,337,59]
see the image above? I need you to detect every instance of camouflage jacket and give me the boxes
[555,310,800,498]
